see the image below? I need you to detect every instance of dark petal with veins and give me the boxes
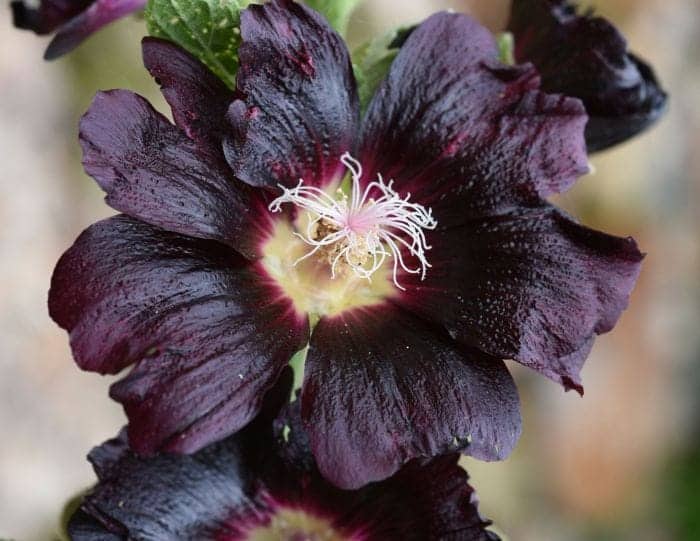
[397,205,643,392]
[223,0,359,190]
[49,215,308,454]
[360,11,588,227]
[68,375,294,540]
[142,37,235,156]
[67,431,256,540]
[509,0,667,152]
[80,89,266,259]
[302,306,521,489]
[44,0,146,59]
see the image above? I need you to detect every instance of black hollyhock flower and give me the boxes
[49,0,643,489]
[11,0,146,59]
[67,372,499,541]
[508,0,668,152]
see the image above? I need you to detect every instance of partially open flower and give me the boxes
[49,0,643,489]
[508,0,668,151]
[68,373,499,541]
[11,0,146,59]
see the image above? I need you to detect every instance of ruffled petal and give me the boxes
[397,205,643,392]
[67,431,256,540]
[375,455,500,540]
[359,12,588,227]
[141,37,235,155]
[44,0,146,59]
[80,89,265,259]
[49,215,308,454]
[301,306,521,489]
[508,0,667,152]
[223,0,359,189]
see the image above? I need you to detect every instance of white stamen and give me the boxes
[268,153,437,291]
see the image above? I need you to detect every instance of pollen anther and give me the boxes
[268,153,437,290]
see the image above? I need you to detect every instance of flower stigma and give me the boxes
[268,153,437,291]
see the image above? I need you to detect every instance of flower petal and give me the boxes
[359,12,588,226]
[508,0,668,152]
[377,455,500,540]
[301,306,521,489]
[67,431,256,540]
[11,0,90,35]
[49,215,308,454]
[223,0,359,189]
[44,0,146,59]
[141,37,234,155]
[67,510,123,541]
[79,89,265,259]
[397,205,643,392]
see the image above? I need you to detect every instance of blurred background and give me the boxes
[0,0,698,539]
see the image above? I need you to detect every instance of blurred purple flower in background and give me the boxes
[508,0,668,151]
[11,0,146,59]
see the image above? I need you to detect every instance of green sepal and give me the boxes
[496,31,515,66]
[288,344,309,394]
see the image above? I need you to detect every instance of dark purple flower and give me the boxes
[508,0,668,152]
[67,372,499,541]
[49,0,643,489]
[11,0,146,59]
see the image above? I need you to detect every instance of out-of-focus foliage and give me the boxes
[352,26,412,110]
[303,0,362,35]
[663,444,700,540]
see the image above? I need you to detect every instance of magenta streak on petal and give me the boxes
[439,132,471,160]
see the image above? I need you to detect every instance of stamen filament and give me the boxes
[268,153,437,290]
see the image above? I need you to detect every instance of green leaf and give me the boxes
[145,0,254,88]
[496,31,515,66]
[353,26,413,111]
[303,0,362,36]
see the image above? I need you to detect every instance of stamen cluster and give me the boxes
[269,153,437,290]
